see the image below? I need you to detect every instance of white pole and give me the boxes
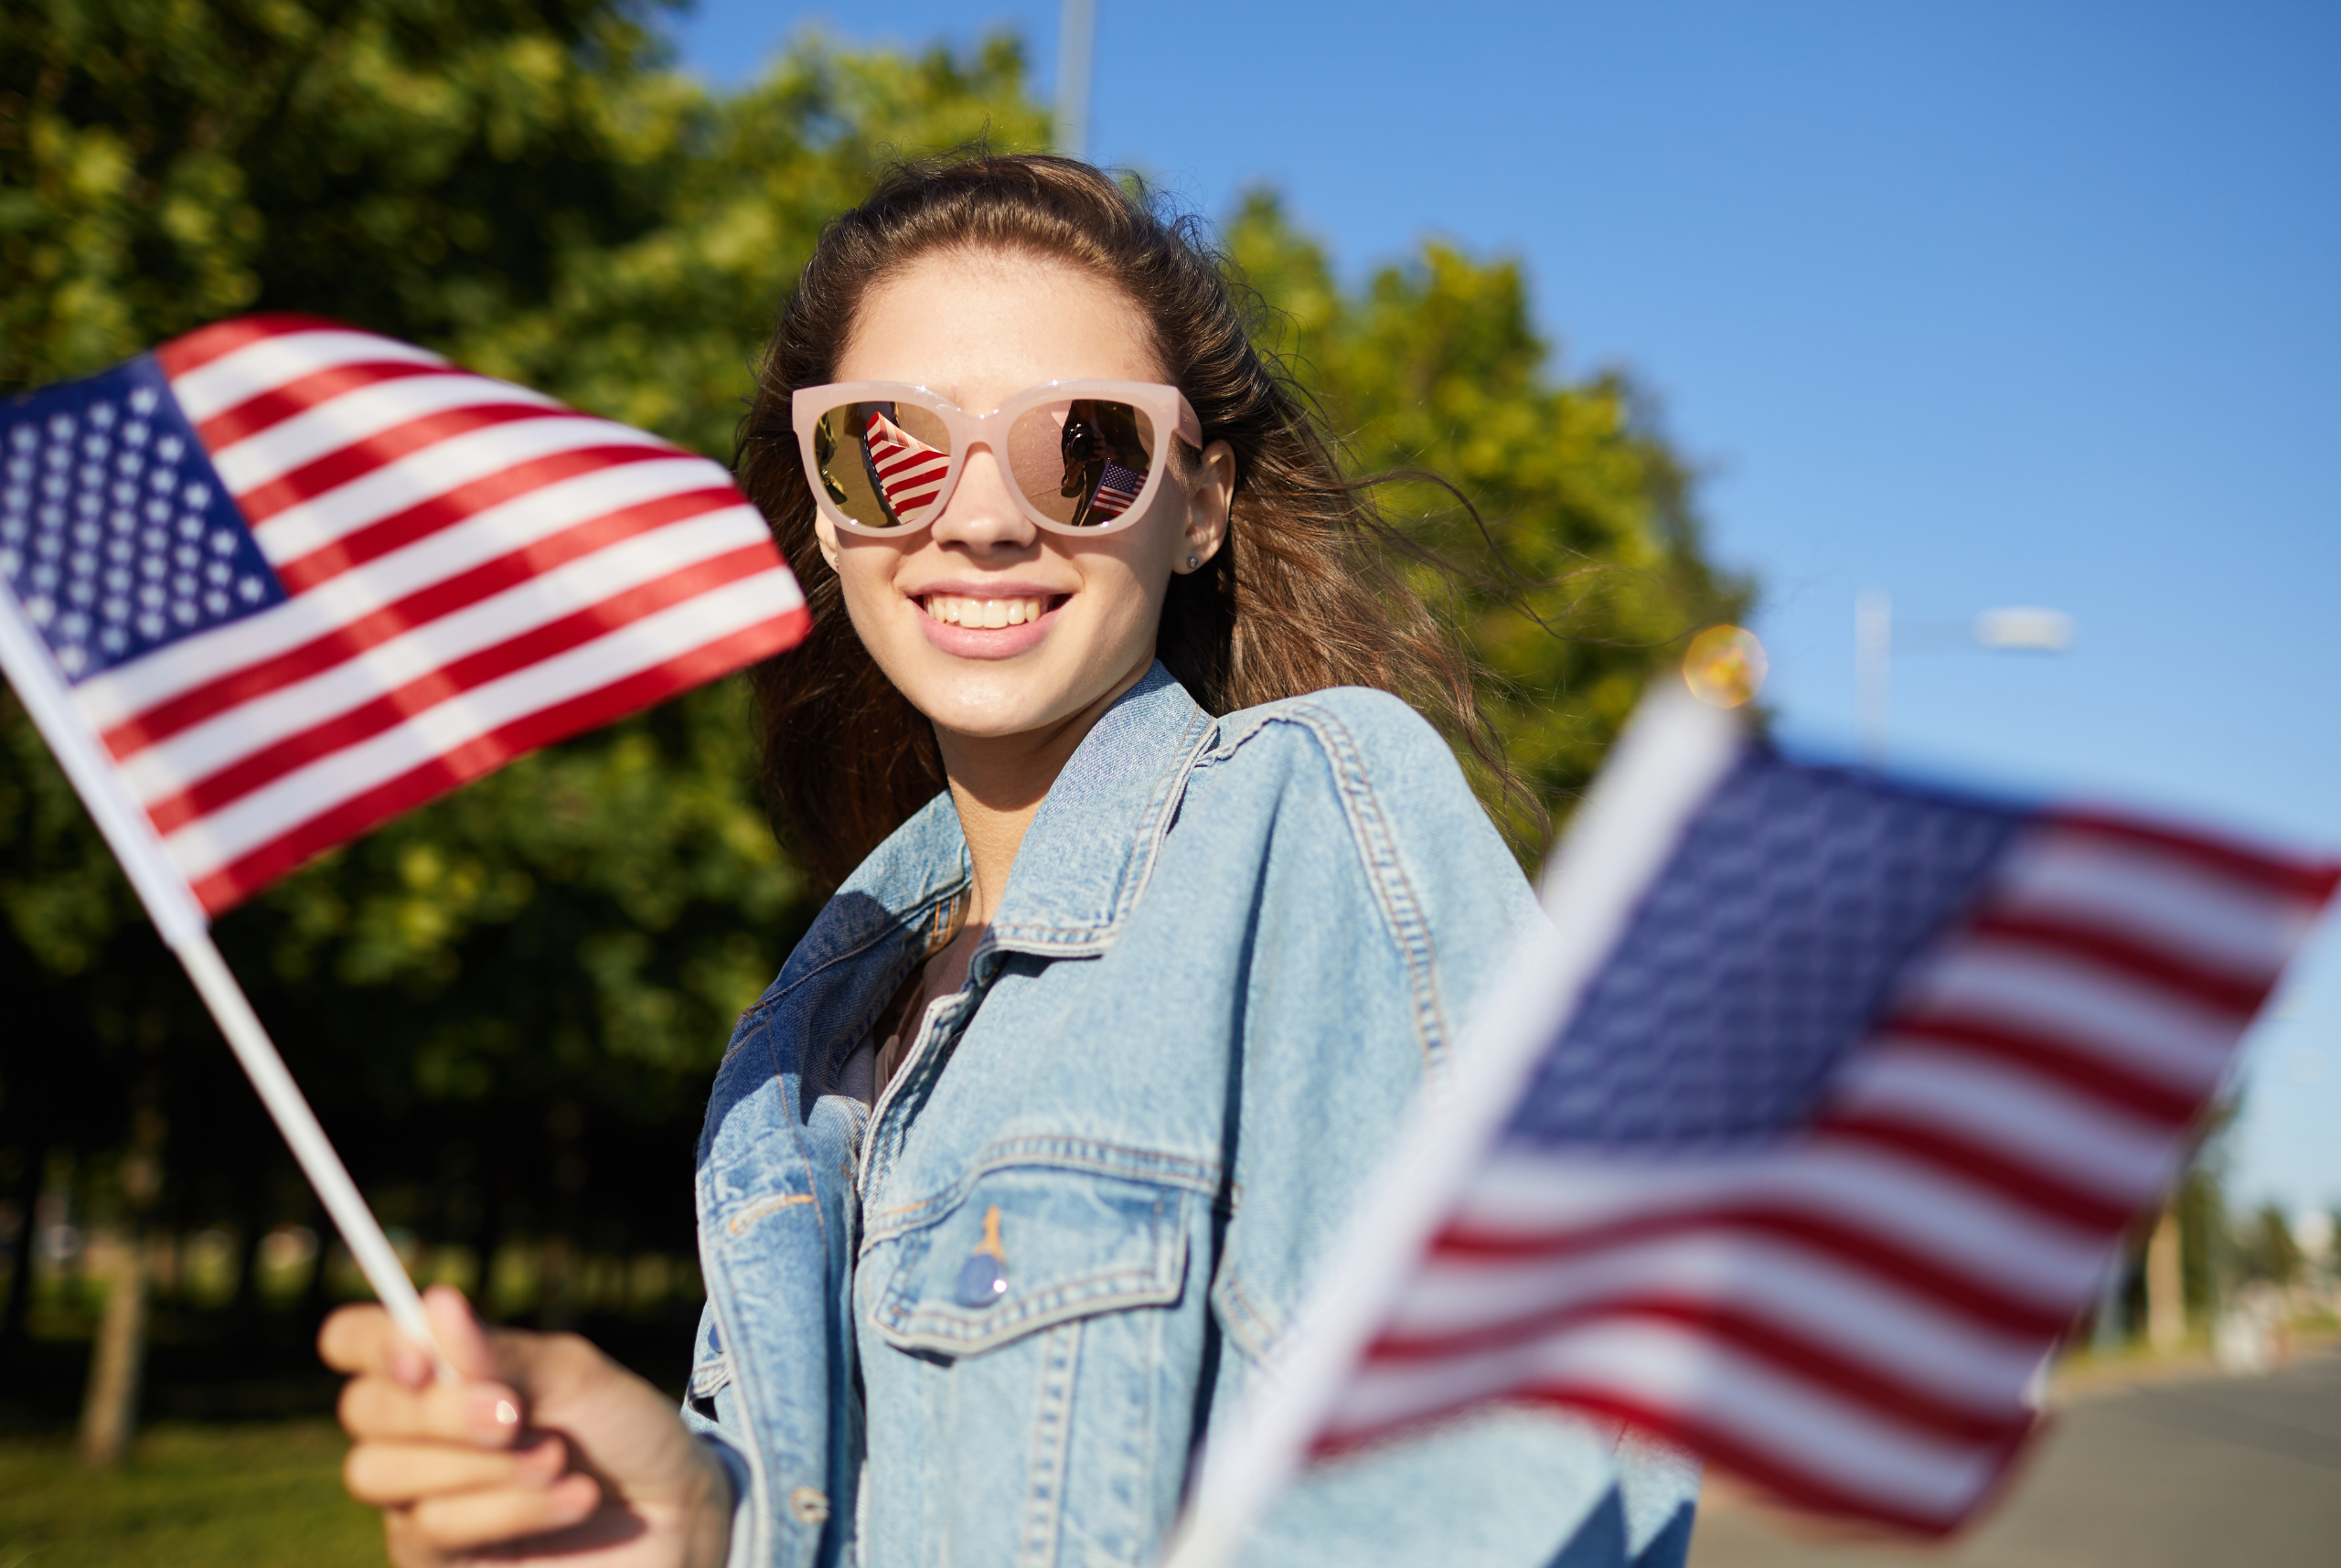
[1856,586,1891,769]
[0,588,451,1378]
[1057,0,1096,161]
[1160,686,1743,1568]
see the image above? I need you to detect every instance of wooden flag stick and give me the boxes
[0,585,453,1380]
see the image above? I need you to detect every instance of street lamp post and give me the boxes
[1855,588,2077,766]
[1056,0,1096,161]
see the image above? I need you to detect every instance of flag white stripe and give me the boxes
[159,569,800,882]
[71,474,747,728]
[248,416,680,562]
[1459,1145,2106,1308]
[1832,1039,2182,1203]
[1381,1229,2045,1405]
[208,374,561,492]
[1329,1317,2004,1521]
[119,509,775,798]
[169,332,447,425]
[1897,940,2239,1090]
[1989,828,2318,976]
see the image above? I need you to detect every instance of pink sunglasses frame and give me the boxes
[790,379,1204,537]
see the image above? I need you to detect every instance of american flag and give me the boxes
[1313,738,2336,1533]
[1169,692,2338,1565]
[1084,460,1147,523]
[863,408,951,521]
[0,315,807,915]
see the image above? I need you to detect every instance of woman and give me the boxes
[324,155,1699,1568]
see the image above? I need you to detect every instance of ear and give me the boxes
[812,511,842,571]
[1180,440,1235,571]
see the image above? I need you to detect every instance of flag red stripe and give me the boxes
[102,487,742,756]
[1965,910,2275,1017]
[232,401,600,525]
[1805,1115,2134,1231]
[1363,1296,2035,1444]
[2044,811,2341,903]
[873,447,946,476]
[1875,1012,2199,1125]
[185,606,810,914]
[193,358,455,451]
[1318,1386,2023,1538]
[1435,1206,2071,1337]
[154,314,354,379]
[272,444,688,593]
[142,545,779,834]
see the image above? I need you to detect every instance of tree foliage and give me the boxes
[0,2,1745,1364]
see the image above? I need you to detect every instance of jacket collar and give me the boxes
[986,661,1216,955]
[826,661,1215,961]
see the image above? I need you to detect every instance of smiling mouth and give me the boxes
[919,593,1067,628]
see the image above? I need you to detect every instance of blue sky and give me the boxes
[666,2,2340,1223]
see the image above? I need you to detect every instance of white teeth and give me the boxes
[921,594,1048,627]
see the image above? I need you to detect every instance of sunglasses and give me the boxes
[791,379,1203,537]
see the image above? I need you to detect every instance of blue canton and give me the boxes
[1504,747,2026,1151]
[0,354,285,685]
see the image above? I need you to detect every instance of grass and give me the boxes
[0,1422,382,1568]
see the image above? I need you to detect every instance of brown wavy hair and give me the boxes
[735,153,1523,891]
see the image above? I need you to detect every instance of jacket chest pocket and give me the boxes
[867,1164,1192,1357]
[857,1162,1208,1566]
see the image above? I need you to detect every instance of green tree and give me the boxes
[2233,1201,2304,1286]
[1224,192,1748,850]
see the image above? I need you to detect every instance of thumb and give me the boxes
[421,1284,501,1382]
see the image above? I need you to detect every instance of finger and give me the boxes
[319,1304,398,1375]
[339,1371,528,1449]
[401,1473,601,1552]
[420,1285,501,1382]
[343,1434,568,1508]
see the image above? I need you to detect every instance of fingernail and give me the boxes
[467,1388,522,1441]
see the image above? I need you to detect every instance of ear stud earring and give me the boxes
[1186,555,1199,571]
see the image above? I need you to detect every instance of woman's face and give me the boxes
[816,249,1234,751]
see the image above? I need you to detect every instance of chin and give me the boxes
[903,667,1067,739]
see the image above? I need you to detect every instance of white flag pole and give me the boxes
[1160,686,1744,1568]
[0,589,453,1380]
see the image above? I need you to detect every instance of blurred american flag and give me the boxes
[1315,743,2336,1532]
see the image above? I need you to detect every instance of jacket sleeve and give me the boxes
[1196,688,1697,1568]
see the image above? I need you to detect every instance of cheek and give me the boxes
[828,547,905,638]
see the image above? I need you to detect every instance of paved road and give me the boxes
[1686,1350,2341,1568]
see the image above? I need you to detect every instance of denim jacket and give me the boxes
[684,664,1699,1568]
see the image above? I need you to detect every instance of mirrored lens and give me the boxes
[809,400,954,528]
[1007,398,1158,528]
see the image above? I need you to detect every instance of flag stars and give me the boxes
[4,362,284,682]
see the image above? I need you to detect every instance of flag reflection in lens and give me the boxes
[1010,398,1155,527]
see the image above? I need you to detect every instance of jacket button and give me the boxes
[956,1253,1006,1307]
[788,1486,830,1525]
[956,1203,1010,1307]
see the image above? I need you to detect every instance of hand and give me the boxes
[321,1285,734,1568]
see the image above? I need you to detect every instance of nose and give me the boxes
[928,441,1037,552]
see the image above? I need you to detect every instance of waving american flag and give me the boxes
[0,315,807,914]
[1172,689,2337,1562]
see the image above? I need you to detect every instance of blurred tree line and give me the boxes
[0,0,1742,1423]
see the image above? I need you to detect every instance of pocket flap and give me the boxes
[868,1165,1191,1357]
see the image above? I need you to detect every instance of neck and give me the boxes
[935,656,1154,926]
